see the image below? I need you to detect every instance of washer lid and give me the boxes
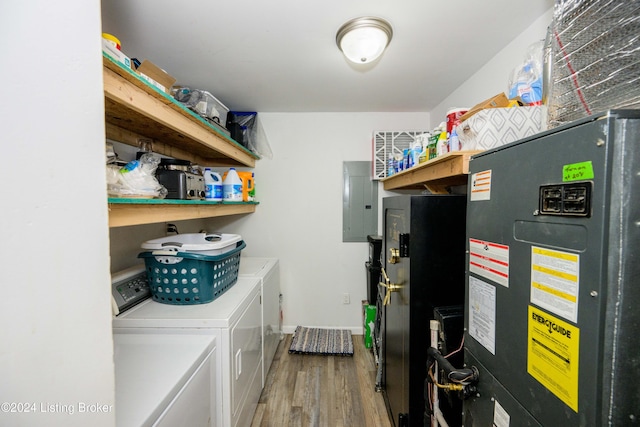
[238,257,278,276]
[112,276,261,329]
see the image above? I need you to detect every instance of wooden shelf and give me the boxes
[381,150,482,193]
[107,199,258,228]
[103,54,260,227]
[103,54,258,168]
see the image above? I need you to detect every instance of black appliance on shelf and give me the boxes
[155,158,205,200]
[365,234,382,304]
[381,195,466,427]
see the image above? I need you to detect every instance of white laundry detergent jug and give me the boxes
[204,168,223,201]
[223,168,243,201]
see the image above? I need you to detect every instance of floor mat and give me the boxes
[288,326,354,356]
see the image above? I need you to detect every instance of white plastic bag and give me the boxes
[107,153,167,198]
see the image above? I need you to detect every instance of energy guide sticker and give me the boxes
[528,306,579,412]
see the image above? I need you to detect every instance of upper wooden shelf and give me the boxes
[381,150,482,194]
[103,54,258,168]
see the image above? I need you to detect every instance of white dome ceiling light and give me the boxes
[336,16,393,64]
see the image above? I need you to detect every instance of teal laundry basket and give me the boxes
[138,240,245,305]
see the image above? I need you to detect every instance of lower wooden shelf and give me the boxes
[108,198,258,227]
[381,150,482,193]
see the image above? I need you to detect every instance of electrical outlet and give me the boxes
[342,293,350,304]
[166,223,179,235]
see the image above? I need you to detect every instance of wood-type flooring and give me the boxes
[251,334,392,427]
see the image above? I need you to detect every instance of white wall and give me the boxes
[203,112,429,333]
[431,9,554,123]
[0,1,115,426]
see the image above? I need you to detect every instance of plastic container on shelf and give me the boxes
[223,168,243,201]
[203,168,223,201]
[248,173,255,201]
[436,131,448,156]
[235,171,255,202]
[449,128,461,152]
[102,33,121,50]
[446,108,468,135]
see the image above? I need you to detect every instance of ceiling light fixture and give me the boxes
[336,16,393,64]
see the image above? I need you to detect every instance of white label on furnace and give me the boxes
[469,238,510,287]
[470,169,492,201]
[469,276,496,355]
[493,399,510,427]
[530,246,579,323]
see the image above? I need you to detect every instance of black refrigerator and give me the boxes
[381,195,467,427]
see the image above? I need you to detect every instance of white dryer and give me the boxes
[113,267,263,427]
[113,332,217,427]
[238,257,280,386]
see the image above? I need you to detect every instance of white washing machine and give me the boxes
[238,257,280,386]
[112,266,263,427]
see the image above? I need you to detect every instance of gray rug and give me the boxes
[288,326,354,356]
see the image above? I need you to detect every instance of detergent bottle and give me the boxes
[236,171,255,202]
[223,168,243,201]
[204,168,223,201]
[248,172,255,202]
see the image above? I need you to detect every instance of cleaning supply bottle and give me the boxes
[449,128,461,152]
[204,168,223,201]
[223,167,243,201]
[436,131,448,156]
[248,172,256,201]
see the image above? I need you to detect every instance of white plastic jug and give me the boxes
[223,168,243,201]
[204,168,223,201]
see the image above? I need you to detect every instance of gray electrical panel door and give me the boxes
[463,111,640,427]
[343,161,378,242]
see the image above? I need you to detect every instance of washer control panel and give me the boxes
[111,265,150,315]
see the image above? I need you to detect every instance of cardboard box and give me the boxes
[102,38,131,69]
[136,60,176,94]
[457,106,543,151]
[458,93,510,123]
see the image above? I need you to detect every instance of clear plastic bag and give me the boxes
[508,41,544,105]
[227,112,274,159]
[107,153,167,198]
[546,0,640,127]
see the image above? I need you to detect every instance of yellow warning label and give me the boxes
[527,306,579,412]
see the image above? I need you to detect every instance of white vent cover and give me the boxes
[372,131,428,180]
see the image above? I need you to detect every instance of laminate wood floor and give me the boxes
[251,334,392,427]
